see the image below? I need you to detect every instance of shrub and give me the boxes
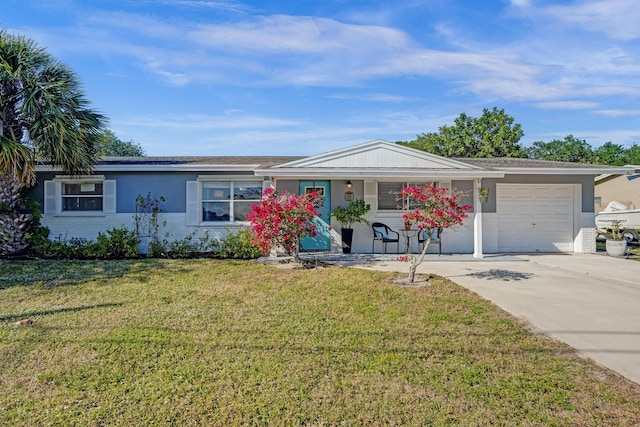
[31,227,138,259]
[85,227,139,259]
[150,231,217,259]
[215,228,263,259]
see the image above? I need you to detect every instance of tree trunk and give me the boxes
[408,235,431,283]
[0,175,31,255]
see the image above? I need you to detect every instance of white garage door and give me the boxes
[497,184,576,252]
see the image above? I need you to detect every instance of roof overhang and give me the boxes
[595,165,640,183]
[503,166,637,175]
[35,164,260,173]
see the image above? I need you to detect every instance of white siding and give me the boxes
[578,213,597,253]
[364,180,377,211]
[41,213,246,243]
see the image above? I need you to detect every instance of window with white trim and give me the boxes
[201,181,262,222]
[377,181,437,210]
[62,182,103,211]
[44,176,116,215]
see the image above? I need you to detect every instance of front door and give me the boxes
[299,181,331,251]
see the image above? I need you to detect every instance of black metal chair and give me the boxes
[371,222,400,254]
[418,227,441,255]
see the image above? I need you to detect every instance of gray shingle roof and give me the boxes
[95,155,611,170]
[99,156,304,169]
[452,157,600,169]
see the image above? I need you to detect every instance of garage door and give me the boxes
[497,184,576,252]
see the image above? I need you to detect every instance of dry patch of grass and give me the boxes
[1,259,639,425]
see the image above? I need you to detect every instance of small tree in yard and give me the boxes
[247,188,321,264]
[400,185,471,283]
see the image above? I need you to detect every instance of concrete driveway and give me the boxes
[313,252,640,385]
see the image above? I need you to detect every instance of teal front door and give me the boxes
[299,181,331,251]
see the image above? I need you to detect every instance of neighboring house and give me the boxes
[594,166,640,213]
[32,140,633,256]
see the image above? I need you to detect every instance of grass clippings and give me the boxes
[1,258,639,426]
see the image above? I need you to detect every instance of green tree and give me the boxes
[624,143,640,165]
[398,107,525,158]
[526,135,594,163]
[97,130,145,157]
[592,141,627,166]
[1,30,106,254]
[0,30,106,184]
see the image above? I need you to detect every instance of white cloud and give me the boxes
[120,112,301,130]
[16,3,640,108]
[535,101,600,110]
[594,109,640,117]
[159,0,257,14]
[544,0,640,41]
[187,15,410,54]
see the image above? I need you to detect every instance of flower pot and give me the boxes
[606,239,627,257]
[341,228,354,254]
[479,196,488,203]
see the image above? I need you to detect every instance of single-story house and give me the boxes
[33,140,634,256]
[594,165,640,213]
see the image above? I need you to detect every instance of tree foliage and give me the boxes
[247,188,321,263]
[97,130,145,157]
[398,107,525,158]
[526,135,593,163]
[398,185,471,283]
[593,142,631,166]
[0,30,106,184]
[526,136,640,165]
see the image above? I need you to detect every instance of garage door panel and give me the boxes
[497,184,575,253]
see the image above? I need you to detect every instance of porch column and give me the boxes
[473,178,484,258]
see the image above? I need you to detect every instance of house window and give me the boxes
[62,182,104,211]
[202,181,262,222]
[378,182,436,210]
[44,176,115,215]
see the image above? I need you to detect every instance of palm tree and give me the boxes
[0,30,106,254]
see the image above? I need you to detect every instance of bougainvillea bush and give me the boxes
[400,185,472,282]
[247,188,320,263]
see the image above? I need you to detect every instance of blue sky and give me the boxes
[3,0,640,156]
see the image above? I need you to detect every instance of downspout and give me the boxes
[473,178,484,258]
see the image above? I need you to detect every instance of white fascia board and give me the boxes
[503,167,636,175]
[595,165,640,182]
[254,168,504,179]
[36,164,261,173]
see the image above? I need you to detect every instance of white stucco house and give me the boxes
[33,140,634,256]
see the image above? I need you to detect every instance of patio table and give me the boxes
[399,228,419,253]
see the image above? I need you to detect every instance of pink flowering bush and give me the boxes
[247,188,320,262]
[400,185,472,282]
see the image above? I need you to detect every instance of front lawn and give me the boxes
[1,259,639,425]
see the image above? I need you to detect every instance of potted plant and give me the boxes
[331,199,371,253]
[479,187,489,203]
[403,210,419,230]
[604,219,627,257]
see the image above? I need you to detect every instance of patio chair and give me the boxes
[371,222,400,254]
[418,227,442,255]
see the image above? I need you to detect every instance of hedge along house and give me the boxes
[33,140,633,256]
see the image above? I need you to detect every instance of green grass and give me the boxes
[1,259,639,425]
